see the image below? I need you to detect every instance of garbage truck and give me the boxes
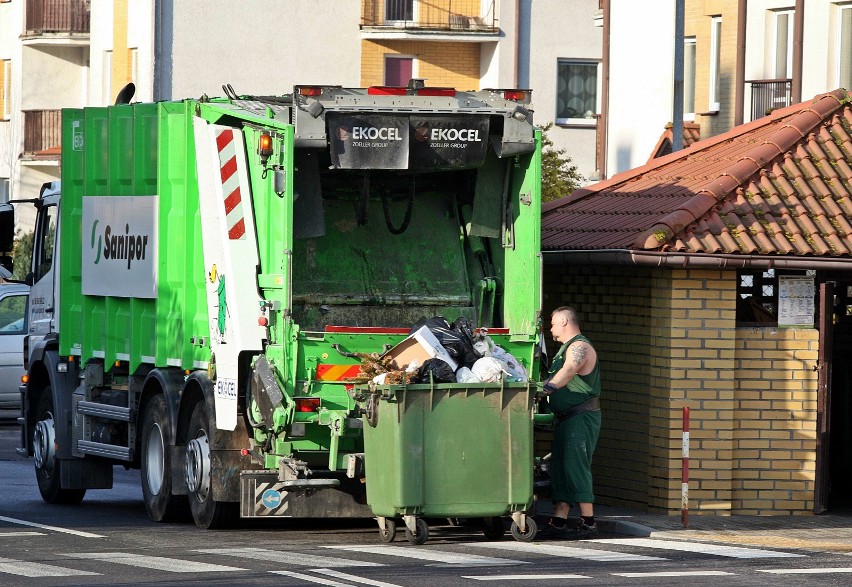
[4,81,542,531]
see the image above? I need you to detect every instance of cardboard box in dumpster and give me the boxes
[382,326,459,372]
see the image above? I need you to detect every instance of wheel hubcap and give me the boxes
[33,414,56,474]
[185,432,211,500]
[145,423,166,495]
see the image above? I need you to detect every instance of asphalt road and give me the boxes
[3,410,852,587]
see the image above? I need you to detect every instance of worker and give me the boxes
[537,306,601,540]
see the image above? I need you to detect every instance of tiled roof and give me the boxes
[542,89,852,257]
[647,122,702,162]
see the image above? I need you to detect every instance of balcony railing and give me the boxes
[748,79,792,120]
[361,0,497,33]
[25,0,90,35]
[23,110,61,157]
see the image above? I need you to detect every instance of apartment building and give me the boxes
[603,0,852,178]
[0,0,359,236]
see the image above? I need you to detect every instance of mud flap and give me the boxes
[240,471,373,518]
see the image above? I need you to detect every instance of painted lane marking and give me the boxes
[0,515,105,538]
[463,574,592,581]
[613,570,737,577]
[590,538,805,558]
[758,568,852,574]
[63,552,246,573]
[0,531,45,537]
[467,541,666,562]
[270,570,353,586]
[312,567,403,586]
[0,557,100,578]
[324,545,526,566]
[197,547,382,567]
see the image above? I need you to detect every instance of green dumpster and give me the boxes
[359,382,538,544]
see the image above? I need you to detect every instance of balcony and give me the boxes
[361,0,498,36]
[24,0,90,37]
[748,79,792,120]
[23,110,61,161]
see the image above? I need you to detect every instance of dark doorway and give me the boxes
[821,278,852,511]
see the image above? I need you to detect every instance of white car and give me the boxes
[0,282,29,409]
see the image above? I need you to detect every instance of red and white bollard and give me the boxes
[681,406,689,528]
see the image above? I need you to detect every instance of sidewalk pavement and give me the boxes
[579,503,852,553]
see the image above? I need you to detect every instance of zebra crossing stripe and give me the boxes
[0,532,45,537]
[590,538,805,559]
[467,541,666,562]
[196,547,382,567]
[758,568,852,574]
[63,552,246,572]
[270,570,352,586]
[0,557,100,578]
[312,568,403,586]
[324,545,526,566]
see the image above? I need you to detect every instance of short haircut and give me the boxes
[551,306,578,326]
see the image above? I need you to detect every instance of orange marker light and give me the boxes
[258,133,273,166]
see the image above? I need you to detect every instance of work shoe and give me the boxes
[564,522,598,540]
[534,520,569,540]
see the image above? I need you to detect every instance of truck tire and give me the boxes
[141,395,189,522]
[33,388,86,504]
[185,401,238,529]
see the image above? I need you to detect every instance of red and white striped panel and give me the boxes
[215,129,246,240]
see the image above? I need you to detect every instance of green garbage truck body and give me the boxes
[11,84,542,529]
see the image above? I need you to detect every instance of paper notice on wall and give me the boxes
[778,276,815,327]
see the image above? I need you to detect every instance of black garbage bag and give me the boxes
[414,358,456,384]
[410,316,482,369]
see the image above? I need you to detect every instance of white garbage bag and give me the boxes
[471,357,510,383]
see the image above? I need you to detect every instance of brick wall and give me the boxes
[361,40,481,89]
[733,327,818,514]
[544,261,819,516]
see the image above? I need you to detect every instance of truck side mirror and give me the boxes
[0,204,14,253]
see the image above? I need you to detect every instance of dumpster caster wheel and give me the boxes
[482,517,505,540]
[405,518,429,545]
[510,518,537,542]
[379,519,397,543]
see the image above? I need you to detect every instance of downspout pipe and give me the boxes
[734,0,747,125]
[600,0,610,180]
[792,0,804,104]
[542,249,852,271]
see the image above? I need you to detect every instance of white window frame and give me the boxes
[555,59,602,127]
[684,37,696,121]
[709,16,722,112]
[2,60,10,120]
[837,3,852,89]
[770,9,794,80]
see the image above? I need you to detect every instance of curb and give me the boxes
[598,518,654,538]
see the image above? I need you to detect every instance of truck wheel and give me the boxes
[141,395,189,522]
[33,388,85,504]
[185,401,238,529]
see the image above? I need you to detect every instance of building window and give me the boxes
[770,9,794,79]
[384,56,414,86]
[385,0,414,23]
[839,4,852,89]
[556,60,600,126]
[684,37,696,121]
[736,268,815,326]
[1,59,10,120]
[709,16,722,112]
[0,178,9,203]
